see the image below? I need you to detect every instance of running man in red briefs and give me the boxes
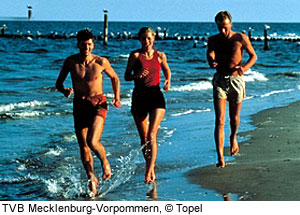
[125,27,171,184]
[56,29,121,196]
[207,11,257,167]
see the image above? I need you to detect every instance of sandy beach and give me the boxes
[187,100,300,201]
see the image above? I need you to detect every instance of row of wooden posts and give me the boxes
[103,11,273,50]
[0,10,296,51]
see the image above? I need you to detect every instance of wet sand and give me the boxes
[187,100,300,200]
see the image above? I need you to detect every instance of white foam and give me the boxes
[98,146,143,197]
[118,54,129,58]
[165,128,176,138]
[0,100,49,113]
[119,98,131,107]
[244,70,268,82]
[17,164,27,171]
[63,134,77,143]
[171,81,212,92]
[102,94,132,107]
[8,111,45,118]
[261,89,294,98]
[244,95,254,100]
[45,146,64,156]
[45,179,63,194]
[171,108,211,117]
[0,173,40,184]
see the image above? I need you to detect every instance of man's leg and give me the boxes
[75,127,98,195]
[87,115,112,182]
[146,108,165,184]
[229,101,241,156]
[213,98,227,167]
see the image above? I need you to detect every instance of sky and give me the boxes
[0,0,300,22]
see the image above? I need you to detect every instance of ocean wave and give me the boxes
[0,90,19,95]
[261,89,294,98]
[244,95,255,100]
[2,110,68,119]
[275,71,300,77]
[20,48,49,54]
[171,108,211,117]
[171,81,212,92]
[45,146,64,156]
[6,111,46,118]
[177,77,211,82]
[186,58,207,63]
[17,164,27,171]
[244,70,268,82]
[195,67,210,70]
[159,126,176,139]
[255,63,294,68]
[0,173,41,185]
[104,93,132,106]
[119,99,131,107]
[0,100,49,113]
[118,54,129,58]
[62,134,77,143]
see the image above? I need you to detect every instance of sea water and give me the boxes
[0,21,299,200]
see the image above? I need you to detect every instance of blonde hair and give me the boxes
[138,27,155,39]
[215,11,232,24]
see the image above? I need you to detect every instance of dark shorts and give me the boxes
[73,94,108,130]
[131,85,166,116]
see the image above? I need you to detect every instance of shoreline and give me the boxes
[187,100,300,201]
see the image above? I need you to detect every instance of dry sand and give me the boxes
[187,100,300,200]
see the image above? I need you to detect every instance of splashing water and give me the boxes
[98,145,144,197]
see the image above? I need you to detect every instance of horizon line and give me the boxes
[0,18,300,24]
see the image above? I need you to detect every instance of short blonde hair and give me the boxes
[215,11,232,24]
[138,27,155,39]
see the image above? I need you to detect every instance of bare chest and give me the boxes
[215,40,242,56]
[72,63,103,81]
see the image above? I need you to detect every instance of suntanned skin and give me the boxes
[125,31,171,184]
[56,38,121,196]
[207,18,257,168]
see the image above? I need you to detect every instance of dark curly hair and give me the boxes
[76,29,95,42]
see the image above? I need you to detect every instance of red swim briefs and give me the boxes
[73,94,108,130]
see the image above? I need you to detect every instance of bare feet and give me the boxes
[230,137,239,156]
[102,162,112,181]
[89,176,98,197]
[146,183,157,199]
[145,168,155,184]
[216,161,226,168]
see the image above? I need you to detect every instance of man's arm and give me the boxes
[238,34,257,75]
[206,37,218,69]
[159,52,171,91]
[101,57,121,107]
[55,58,74,98]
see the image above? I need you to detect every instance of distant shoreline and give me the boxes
[1,19,300,24]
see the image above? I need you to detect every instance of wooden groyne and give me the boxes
[1,24,300,43]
